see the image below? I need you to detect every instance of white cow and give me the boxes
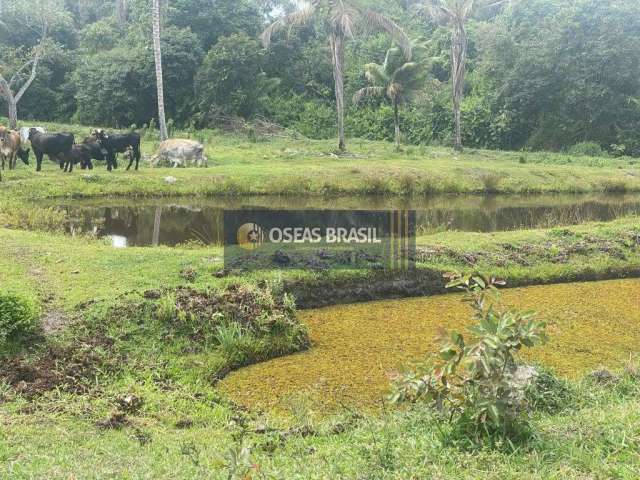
[151,139,208,168]
[20,126,46,143]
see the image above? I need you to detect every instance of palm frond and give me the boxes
[364,63,389,86]
[383,47,405,73]
[392,62,427,90]
[362,10,412,61]
[414,0,454,25]
[261,1,317,48]
[353,86,386,105]
[330,2,359,38]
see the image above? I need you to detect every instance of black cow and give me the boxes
[94,129,141,171]
[80,136,109,169]
[57,144,102,172]
[28,129,74,172]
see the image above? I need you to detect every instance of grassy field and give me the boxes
[1,120,640,478]
[1,217,638,310]
[0,120,639,203]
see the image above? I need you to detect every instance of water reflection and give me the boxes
[52,193,640,248]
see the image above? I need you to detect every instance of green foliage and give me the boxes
[391,273,547,445]
[568,142,606,158]
[0,291,39,345]
[195,33,278,120]
[525,366,576,414]
[2,0,639,154]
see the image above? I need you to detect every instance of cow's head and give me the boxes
[17,147,30,165]
[92,129,108,143]
[28,128,39,141]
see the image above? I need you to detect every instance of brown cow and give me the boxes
[0,128,29,170]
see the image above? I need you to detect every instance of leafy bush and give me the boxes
[391,273,547,446]
[567,142,606,157]
[0,292,39,344]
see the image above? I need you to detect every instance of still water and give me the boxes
[51,193,640,247]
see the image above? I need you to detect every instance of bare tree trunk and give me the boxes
[8,98,18,129]
[0,26,46,130]
[116,0,128,25]
[152,0,168,142]
[451,18,467,152]
[330,32,346,152]
[393,99,401,151]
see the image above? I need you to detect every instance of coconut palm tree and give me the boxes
[152,0,168,141]
[415,0,507,151]
[262,0,411,152]
[353,45,427,151]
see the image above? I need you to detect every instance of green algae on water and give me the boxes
[220,279,640,413]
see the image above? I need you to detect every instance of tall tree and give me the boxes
[116,0,128,25]
[0,11,50,129]
[152,0,168,141]
[416,0,507,151]
[353,45,427,150]
[262,0,411,152]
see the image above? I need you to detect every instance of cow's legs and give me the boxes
[35,151,43,172]
[135,148,141,170]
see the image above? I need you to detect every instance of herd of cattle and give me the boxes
[0,126,141,174]
[0,125,208,179]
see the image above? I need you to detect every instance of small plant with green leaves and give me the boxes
[0,291,39,346]
[391,273,547,445]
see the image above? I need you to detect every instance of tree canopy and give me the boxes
[0,0,639,155]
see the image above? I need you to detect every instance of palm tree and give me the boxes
[151,0,168,141]
[262,0,411,152]
[416,0,507,151]
[353,45,427,151]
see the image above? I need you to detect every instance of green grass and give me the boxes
[2,119,640,478]
[0,120,639,203]
[1,366,639,478]
[0,216,638,311]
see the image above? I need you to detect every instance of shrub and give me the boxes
[480,173,503,194]
[525,367,575,414]
[568,142,606,157]
[391,273,547,446]
[0,292,39,344]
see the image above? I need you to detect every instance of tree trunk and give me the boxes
[116,0,128,25]
[152,0,168,142]
[393,99,401,151]
[8,98,18,130]
[330,32,346,152]
[451,18,467,152]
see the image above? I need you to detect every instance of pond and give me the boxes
[220,278,640,413]
[51,193,640,247]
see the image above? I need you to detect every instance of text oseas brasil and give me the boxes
[268,227,383,244]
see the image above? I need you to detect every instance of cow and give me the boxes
[0,128,30,170]
[19,126,46,143]
[80,135,109,168]
[151,139,208,168]
[57,143,105,172]
[93,129,142,171]
[28,128,74,171]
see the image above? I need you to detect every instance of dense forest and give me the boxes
[1,0,640,155]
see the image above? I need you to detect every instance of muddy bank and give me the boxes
[221,278,640,413]
[287,266,640,309]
